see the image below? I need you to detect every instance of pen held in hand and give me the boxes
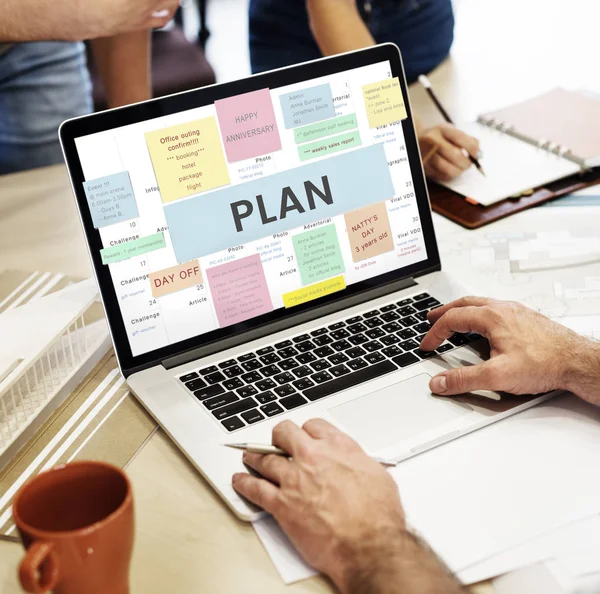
[225,443,398,467]
[418,74,486,177]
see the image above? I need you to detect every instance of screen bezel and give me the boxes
[60,44,441,376]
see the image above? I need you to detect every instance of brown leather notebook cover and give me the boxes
[429,169,600,230]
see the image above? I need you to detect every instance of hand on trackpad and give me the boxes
[329,374,473,452]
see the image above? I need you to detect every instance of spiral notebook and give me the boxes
[437,88,600,207]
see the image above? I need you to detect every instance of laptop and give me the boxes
[60,44,554,521]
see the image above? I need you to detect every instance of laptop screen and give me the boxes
[68,48,434,364]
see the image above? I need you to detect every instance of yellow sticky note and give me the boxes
[282,275,346,308]
[362,77,407,128]
[145,117,231,203]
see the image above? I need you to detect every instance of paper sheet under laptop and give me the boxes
[436,122,579,206]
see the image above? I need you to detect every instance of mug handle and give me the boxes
[19,541,60,593]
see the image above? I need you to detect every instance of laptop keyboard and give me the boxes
[177,292,480,432]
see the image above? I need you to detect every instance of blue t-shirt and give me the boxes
[249,0,454,82]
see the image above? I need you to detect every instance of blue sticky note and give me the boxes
[279,84,336,129]
[164,143,395,263]
[83,172,139,229]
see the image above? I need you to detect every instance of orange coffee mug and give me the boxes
[12,461,134,594]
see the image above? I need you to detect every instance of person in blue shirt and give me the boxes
[249,0,480,182]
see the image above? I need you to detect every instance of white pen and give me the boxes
[225,443,398,467]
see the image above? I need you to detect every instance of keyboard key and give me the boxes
[363,310,380,318]
[381,311,400,322]
[200,366,218,376]
[256,391,277,404]
[416,334,427,343]
[396,298,413,306]
[392,352,420,367]
[347,346,366,358]
[330,364,351,377]
[315,346,334,357]
[331,329,350,340]
[399,316,418,328]
[179,372,199,383]
[237,385,258,398]
[381,334,400,345]
[292,365,312,378]
[219,359,237,369]
[363,340,383,353]
[414,322,432,334]
[293,378,315,390]
[416,349,436,359]
[241,409,264,424]
[296,341,316,353]
[348,322,368,334]
[297,352,317,364]
[399,339,419,351]
[203,392,238,411]
[205,371,226,384]
[238,353,256,362]
[364,317,384,328]
[241,371,262,383]
[382,322,401,334]
[398,306,417,317]
[331,339,352,352]
[304,360,396,401]
[213,397,258,420]
[414,310,429,322]
[256,378,276,391]
[449,333,469,346]
[382,345,403,357]
[241,359,261,371]
[260,353,280,365]
[397,328,417,340]
[414,297,442,311]
[347,357,368,371]
[365,352,385,364]
[261,364,281,377]
[329,353,349,365]
[467,332,483,342]
[223,365,244,378]
[257,346,275,355]
[346,316,363,324]
[223,378,244,391]
[184,378,207,392]
[193,385,226,400]
[348,333,368,345]
[222,416,245,432]
[311,371,333,384]
[365,328,385,339]
[293,334,311,343]
[261,402,284,417]
[280,393,308,410]
[310,359,331,371]
[311,328,328,337]
[412,293,430,301]
[313,335,334,346]
[274,385,295,397]
[328,322,345,330]
[436,343,454,353]
[279,346,299,358]
[279,359,300,370]
[380,304,396,312]
[274,372,295,385]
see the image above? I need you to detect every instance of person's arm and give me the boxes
[91,31,152,108]
[233,419,464,594]
[0,0,178,42]
[421,296,600,406]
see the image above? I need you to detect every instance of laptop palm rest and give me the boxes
[329,373,473,452]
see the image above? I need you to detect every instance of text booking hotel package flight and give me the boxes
[76,61,427,356]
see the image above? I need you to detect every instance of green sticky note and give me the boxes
[294,113,358,144]
[298,130,362,162]
[293,224,345,286]
[100,232,166,265]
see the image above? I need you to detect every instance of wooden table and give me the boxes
[0,0,597,590]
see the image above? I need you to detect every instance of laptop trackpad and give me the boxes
[329,373,473,451]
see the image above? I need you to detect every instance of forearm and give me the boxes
[91,31,151,108]
[563,339,600,406]
[335,530,464,594]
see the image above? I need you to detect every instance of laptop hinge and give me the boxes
[161,276,418,371]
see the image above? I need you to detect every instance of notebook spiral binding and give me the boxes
[477,114,573,160]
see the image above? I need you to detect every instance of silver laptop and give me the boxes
[60,45,552,521]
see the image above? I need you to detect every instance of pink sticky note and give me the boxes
[206,254,273,328]
[215,89,282,162]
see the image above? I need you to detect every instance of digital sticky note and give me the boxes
[294,113,358,144]
[215,89,282,163]
[362,77,407,128]
[283,275,346,308]
[345,202,394,263]
[83,172,138,229]
[279,84,335,129]
[206,254,273,328]
[298,130,361,162]
[293,224,345,286]
[100,232,166,265]
[149,260,202,298]
[145,117,230,203]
